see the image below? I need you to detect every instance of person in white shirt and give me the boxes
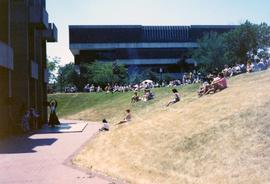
[99,119,109,131]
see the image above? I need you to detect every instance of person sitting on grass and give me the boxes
[142,89,154,101]
[99,119,109,131]
[198,81,210,97]
[246,60,253,73]
[117,109,131,125]
[166,88,180,107]
[205,73,227,95]
[131,92,140,103]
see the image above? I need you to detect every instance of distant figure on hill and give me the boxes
[105,83,112,94]
[166,88,180,107]
[117,109,131,125]
[246,61,253,73]
[142,89,154,101]
[131,92,140,103]
[48,99,60,127]
[96,85,102,92]
[99,119,110,131]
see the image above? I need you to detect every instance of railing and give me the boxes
[0,41,13,70]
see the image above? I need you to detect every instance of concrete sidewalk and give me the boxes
[0,120,118,184]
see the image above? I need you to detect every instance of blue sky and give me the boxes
[46,0,270,65]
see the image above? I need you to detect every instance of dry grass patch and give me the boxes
[74,70,270,184]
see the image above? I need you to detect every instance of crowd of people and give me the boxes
[82,72,202,94]
[101,57,270,132]
[222,58,270,77]
[198,72,227,97]
[198,57,270,97]
[66,57,270,95]
[84,82,156,94]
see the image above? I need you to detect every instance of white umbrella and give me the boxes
[142,79,153,84]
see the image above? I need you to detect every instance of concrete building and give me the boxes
[0,0,57,136]
[69,25,236,75]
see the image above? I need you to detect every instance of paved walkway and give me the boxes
[0,120,118,184]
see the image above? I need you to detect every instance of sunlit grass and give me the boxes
[52,70,270,184]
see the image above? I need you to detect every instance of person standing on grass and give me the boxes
[117,109,131,125]
[166,88,180,107]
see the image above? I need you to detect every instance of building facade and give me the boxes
[0,0,57,136]
[69,25,236,74]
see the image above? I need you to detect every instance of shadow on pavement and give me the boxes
[0,135,57,154]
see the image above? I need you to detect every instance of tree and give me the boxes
[89,62,127,86]
[57,63,81,91]
[223,21,270,63]
[47,56,60,83]
[192,32,227,73]
[192,21,270,73]
[128,68,159,84]
[80,62,128,87]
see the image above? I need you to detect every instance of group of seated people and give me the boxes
[131,89,155,103]
[198,72,227,97]
[198,57,270,97]
[222,64,245,77]
[104,83,132,93]
[181,72,202,85]
[246,58,269,73]
[222,57,270,77]
[64,86,77,93]
[84,84,102,93]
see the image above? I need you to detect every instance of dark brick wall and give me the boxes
[0,0,56,136]
[0,68,10,136]
[10,0,30,126]
[0,0,11,136]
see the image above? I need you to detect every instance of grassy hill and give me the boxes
[48,84,199,123]
[51,70,270,184]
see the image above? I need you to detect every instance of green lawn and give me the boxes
[48,84,199,122]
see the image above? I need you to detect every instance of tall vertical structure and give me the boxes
[0,0,57,136]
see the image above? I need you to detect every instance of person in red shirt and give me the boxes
[215,72,227,90]
[205,73,227,95]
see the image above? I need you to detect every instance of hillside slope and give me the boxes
[49,84,199,122]
[74,70,270,184]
